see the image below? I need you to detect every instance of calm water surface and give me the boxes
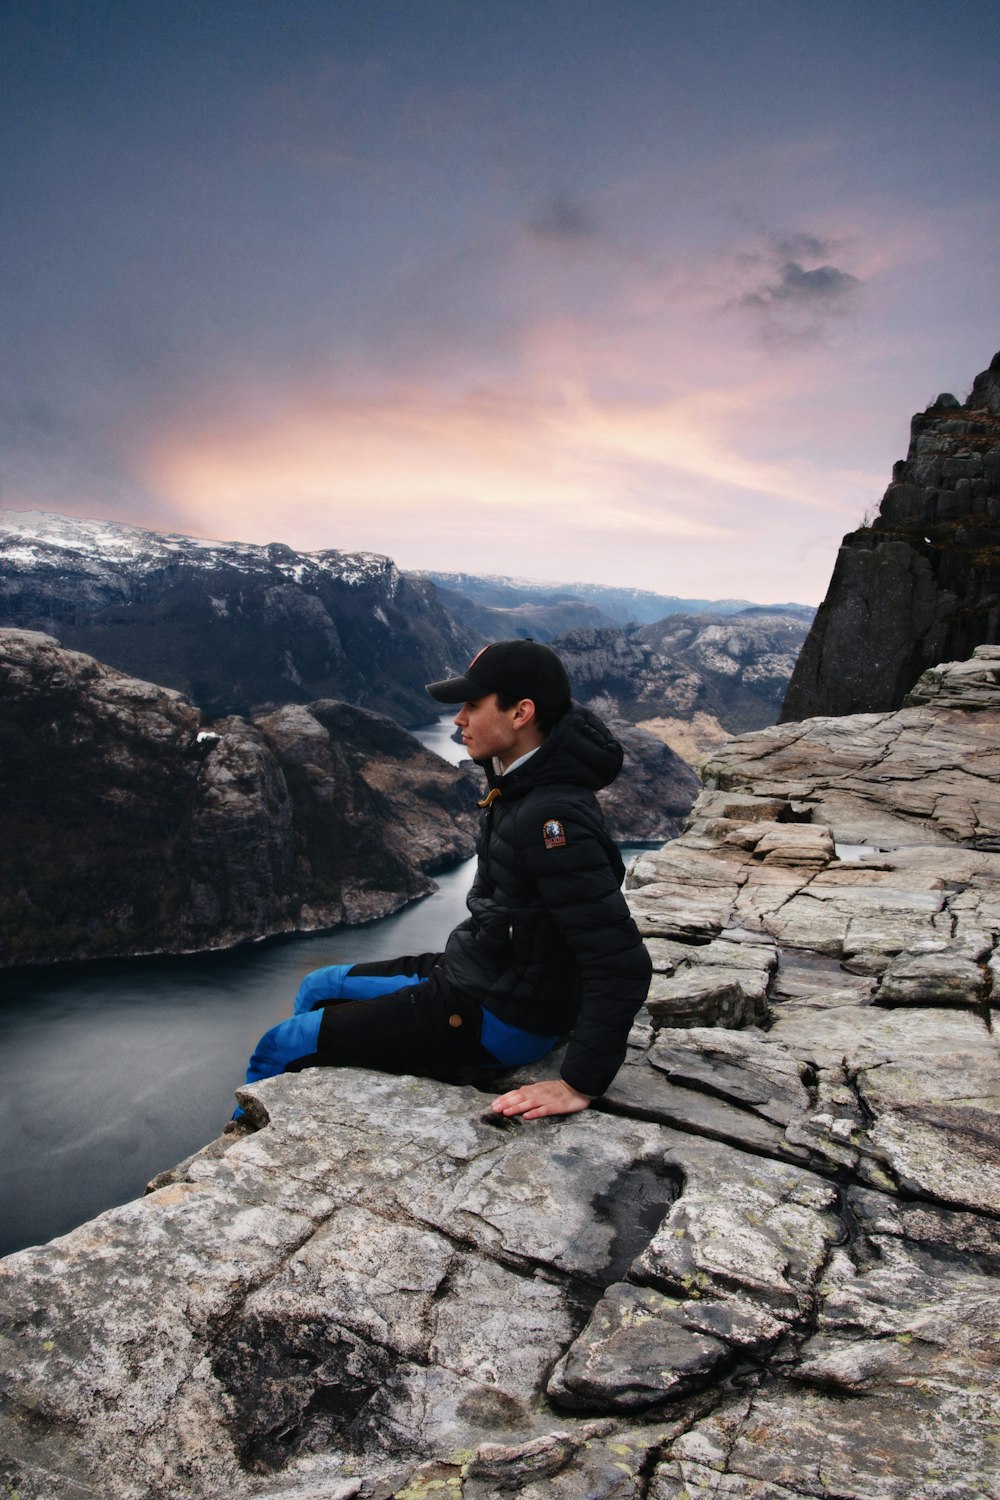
[0,859,479,1258]
[0,717,652,1257]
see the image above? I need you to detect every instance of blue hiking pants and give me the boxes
[241,952,560,1093]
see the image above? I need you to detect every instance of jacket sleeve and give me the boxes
[517,798,652,1097]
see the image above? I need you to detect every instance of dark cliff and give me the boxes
[781,350,1000,721]
[0,513,475,723]
[0,630,479,967]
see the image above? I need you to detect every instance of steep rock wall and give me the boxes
[782,350,1000,720]
[0,630,479,966]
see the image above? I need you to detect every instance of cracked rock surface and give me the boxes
[3,651,1000,1498]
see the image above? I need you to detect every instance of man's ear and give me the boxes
[512,697,537,728]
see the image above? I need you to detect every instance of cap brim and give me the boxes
[425,674,484,704]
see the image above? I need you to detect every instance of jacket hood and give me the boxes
[488,703,624,796]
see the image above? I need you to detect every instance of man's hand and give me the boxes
[490,1078,592,1120]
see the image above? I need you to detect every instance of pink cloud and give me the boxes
[130,189,979,602]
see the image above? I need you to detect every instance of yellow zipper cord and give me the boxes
[478,787,503,809]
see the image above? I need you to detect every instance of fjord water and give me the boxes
[0,717,469,1258]
[0,857,480,1259]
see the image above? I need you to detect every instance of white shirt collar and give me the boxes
[493,746,540,778]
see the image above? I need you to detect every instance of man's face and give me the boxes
[454,692,524,767]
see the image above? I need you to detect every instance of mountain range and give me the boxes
[417,568,814,628]
[0,511,814,747]
[0,512,475,724]
[550,611,812,758]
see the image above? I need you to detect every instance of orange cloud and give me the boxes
[144,360,865,549]
[144,380,736,543]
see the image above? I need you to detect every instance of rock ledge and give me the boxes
[2,652,999,1499]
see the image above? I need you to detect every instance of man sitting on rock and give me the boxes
[236,639,652,1120]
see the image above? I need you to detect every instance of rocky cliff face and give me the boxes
[0,631,685,966]
[596,719,700,843]
[0,630,480,966]
[0,512,475,722]
[552,612,811,762]
[3,650,998,1499]
[782,350,1000,721]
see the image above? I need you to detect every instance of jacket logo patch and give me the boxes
[543,819,567,849]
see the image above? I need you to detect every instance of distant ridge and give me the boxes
[414,570,815,627]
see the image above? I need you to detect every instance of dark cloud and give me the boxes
[528,196,600,243]
[740,258,859,310]
[729,228,861,344]
[774,232,835,262]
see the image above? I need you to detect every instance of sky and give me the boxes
[2,1,998,604]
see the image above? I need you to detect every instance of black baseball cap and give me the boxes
[426,639,572,715]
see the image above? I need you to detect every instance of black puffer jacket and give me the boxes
[441,704,652,1097]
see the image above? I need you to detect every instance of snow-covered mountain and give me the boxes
[1,510,812,746]
[0,511,473,722]
[1,510,393,588]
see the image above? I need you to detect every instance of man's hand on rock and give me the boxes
[490,1079,592,1120]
